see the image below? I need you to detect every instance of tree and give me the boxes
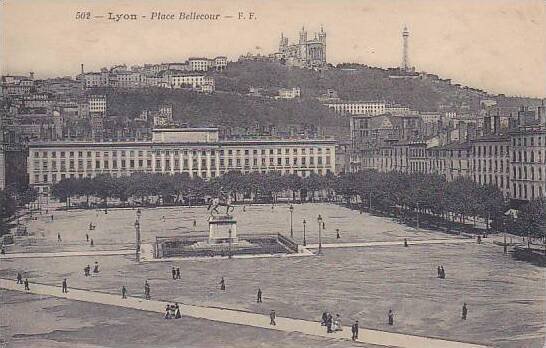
[0,190,17,236]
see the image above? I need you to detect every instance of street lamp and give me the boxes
[303,219,307,246]
[228,228,232,259]
[289,204,294,238]
[416,201,420,229]
[134,219,141,262]
[317,214,323,255]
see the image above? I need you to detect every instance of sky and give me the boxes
[1,0,545,97]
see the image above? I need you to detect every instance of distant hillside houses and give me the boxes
[76,57,226,92]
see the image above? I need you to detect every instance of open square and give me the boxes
[1,203,544,347]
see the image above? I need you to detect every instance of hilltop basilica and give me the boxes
[276,26,327,69]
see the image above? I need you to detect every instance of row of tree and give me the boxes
[50,170,545,238]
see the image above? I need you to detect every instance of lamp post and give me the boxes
[134,219,141,262]
[228,228,232,259]
[317,214,323,255]
[416,201,420,229]
[303,219,307,246]
[289,204,294,238]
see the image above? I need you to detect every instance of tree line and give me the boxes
[0,186,38,236]
[50,170,545,238]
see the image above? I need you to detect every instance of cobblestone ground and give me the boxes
[1,204,545,347]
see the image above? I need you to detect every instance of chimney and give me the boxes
[81,64,84,74]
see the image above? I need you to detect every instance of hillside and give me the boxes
[101,88,349,138]
[212,61,523,112]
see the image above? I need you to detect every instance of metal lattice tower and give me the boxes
[402,26,409,71]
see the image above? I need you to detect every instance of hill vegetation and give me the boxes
[213,61,491,112]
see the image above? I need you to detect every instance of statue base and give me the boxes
[208,215,238,244]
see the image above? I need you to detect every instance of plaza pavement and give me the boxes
[305,238,476,249]
[1,238,477,260]
[0,249,134,259]
[0,278,489,348]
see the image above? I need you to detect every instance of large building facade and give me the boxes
[27,128,336,192]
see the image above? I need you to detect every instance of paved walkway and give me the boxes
[305,238,476,249]
[0,278,488,348]
[0,249,134,259]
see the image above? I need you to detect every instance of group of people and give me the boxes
[171,267,181,280]
[84,262,100,276]
[321,312,343,333]
[164,303,182,319]
[16,273,30,290]
[437,265,446,279]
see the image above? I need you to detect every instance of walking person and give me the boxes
[144,280,151,300]
[86,233,89,242]
[257,288,262,303]
[404,238,408,247]
[219,276,226,290]
[336,229,340,239]
[62,278,68,293]
[333,314,343,331]
[121,285,127,299]
[326,313,333,333]
[437,265,441,278]
[84,265,90,276]
[171,267,176,280]
[24,278,30,291]
[164,304,171,319]
[462,303,468,320]
[16,272,23,284]
[388,309,394,325]
[57,233,62,242]
[93,262,100,273]
[269,310,276,326]
[440,266,446,279]
[176,267,181,280]
[90,239,94,247]
[351,320,359,341]
[174,303,181,319]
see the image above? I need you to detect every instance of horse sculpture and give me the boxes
[207,190,234,217]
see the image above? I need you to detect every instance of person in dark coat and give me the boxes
[24,278,30,290]
[388,309,394,325]
[171,267,176,280]
[326,313,333,333]
[440,266,446,279]
[437,266,441,278]
[219,277,226,290]
[144,280,151,300]
[336,229,340,239]
[351,320,359,341]
[174,303,181,319]
[93,262,100,273]
[269,310,276,325]
[176,267,181,279]
[62,278,68,293]
[122,286,127,299]
[321,312,328,326]
[257,288,262,303]
[90,239,94,247]
[164,304,171,319]
[16,273,23,284]
[86,233,89,242]
[57,233,62,242]
[404,238,408,247]
[84,265,90,276]
[462,303,468,320]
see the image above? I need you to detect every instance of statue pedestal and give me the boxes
[208,215,238,244]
